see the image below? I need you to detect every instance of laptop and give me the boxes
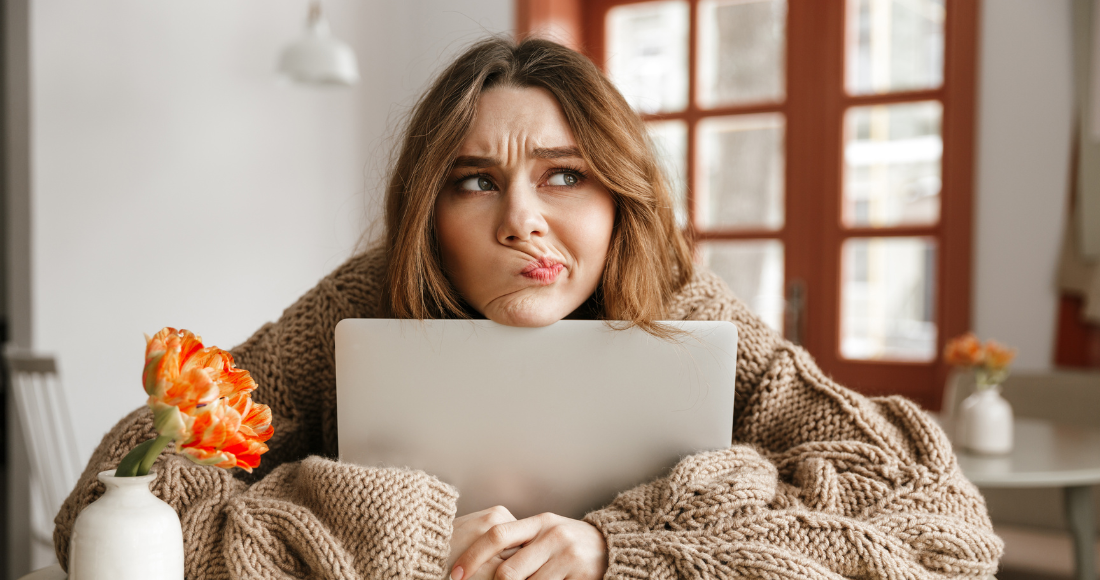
[334,319,737,519]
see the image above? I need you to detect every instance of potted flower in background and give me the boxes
[68,328,273,580]
[944,332,1017,455]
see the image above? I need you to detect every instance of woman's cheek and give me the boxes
[438,202,502,309]
[435,201,475,277]
[576,194,615,258]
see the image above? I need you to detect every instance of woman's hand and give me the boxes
[450,512,608,580]
[449,506,521,580]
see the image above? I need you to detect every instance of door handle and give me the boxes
[785,279,806,346]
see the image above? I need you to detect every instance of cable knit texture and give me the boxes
[53,247,1002,579]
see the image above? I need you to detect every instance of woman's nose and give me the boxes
[497,182,548,244]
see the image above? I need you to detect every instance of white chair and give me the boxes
[4,347,82,552]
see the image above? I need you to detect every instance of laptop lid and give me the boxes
[335,319,737,519]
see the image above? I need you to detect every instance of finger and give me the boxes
[453,518,543,580]
[464,543,518,579]
[456,506,516,529]
[450,508,521,577]
[482,505,518,524]
[468,554,508,580]
[527,558,568,580]
[493,540,552,580]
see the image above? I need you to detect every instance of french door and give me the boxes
[519,0,978,408]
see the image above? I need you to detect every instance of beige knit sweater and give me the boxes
[54,248,1003,579]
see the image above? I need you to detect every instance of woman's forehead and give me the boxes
[456,86,580,158]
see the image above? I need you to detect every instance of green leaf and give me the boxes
[115,438,157,477]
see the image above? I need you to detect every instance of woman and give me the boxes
[54,37,1002,580]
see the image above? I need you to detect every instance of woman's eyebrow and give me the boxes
[452,156,496,169]
[450,146,584,169]
[532,146,583,160]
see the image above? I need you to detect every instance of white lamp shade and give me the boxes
[278,9,359,86]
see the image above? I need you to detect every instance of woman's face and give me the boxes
[435,86,616,327]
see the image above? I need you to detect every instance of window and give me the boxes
[518,0,979,408]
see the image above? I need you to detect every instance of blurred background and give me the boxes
[2,0,1098,579]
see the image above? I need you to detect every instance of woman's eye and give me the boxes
[458,175,495,191]
[547,172,580,187]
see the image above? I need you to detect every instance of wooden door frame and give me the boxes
[809,0,978,408]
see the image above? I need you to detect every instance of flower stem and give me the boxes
[137,435,174,476]
[114,435,173,477]
[115,438,156,477]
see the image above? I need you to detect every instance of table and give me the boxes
[950,416,1100,580]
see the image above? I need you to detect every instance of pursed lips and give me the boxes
[520,257,564,284]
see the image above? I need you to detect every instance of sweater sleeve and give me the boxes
[53,248,459,579]
[583,271,1003,580]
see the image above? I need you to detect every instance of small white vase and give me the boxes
[68,470,184,580]
[957,385,1014,455]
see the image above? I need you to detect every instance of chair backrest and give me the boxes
[943,368,1100,430]
[4,347,82,534]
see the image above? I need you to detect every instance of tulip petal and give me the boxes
[180,446,233,468]
[142,352,165,396]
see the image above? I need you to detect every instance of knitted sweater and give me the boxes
[53,248,1003,580]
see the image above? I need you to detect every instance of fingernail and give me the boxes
[451,566,463,580]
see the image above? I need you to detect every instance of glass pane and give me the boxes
[702,240,784,331]
[607,1,689,114]
[840,237,937,361]
[844,101,941,228]
[646,120,689,229]
[697,113,785,230]
[698,0,787,107]
[846,0,945,95]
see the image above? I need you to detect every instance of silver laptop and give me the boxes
[334,319,737,519]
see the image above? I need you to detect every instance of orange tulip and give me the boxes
[178,398,237,468]
[173,389,273,472]
[984,340,1017,371]
[188,347,258,399]
[944,332,984,367]
[220,393,274,471]
[135,327,271,473]
[143,328,256,412]
[226,392,274,442]
[143,328,219,414]
[942,332,1017,390]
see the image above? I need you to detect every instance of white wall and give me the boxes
[29,0,511,477]
[973,0,1074,370]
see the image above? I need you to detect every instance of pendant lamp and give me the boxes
[278,0,360,86]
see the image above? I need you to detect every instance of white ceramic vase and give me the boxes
[68,470,184,580]
[957,385,1014,455]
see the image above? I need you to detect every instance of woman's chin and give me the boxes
[485,309,564,328]
[482,296,574,328]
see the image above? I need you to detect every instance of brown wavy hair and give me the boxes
[382,36,694,336]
